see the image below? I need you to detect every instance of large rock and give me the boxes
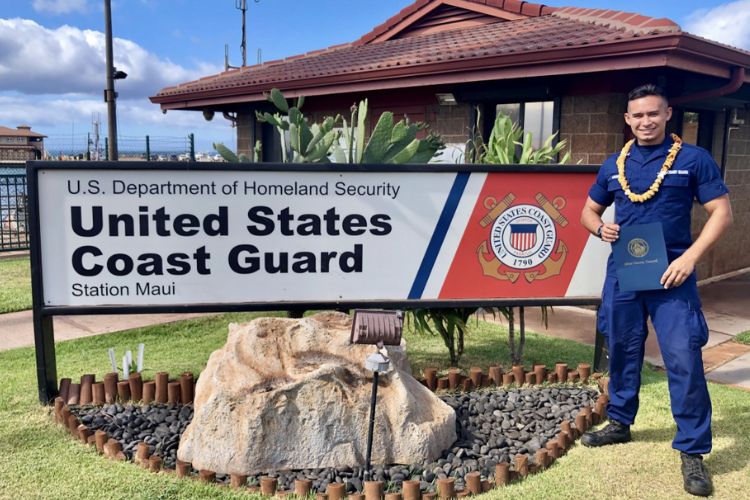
[177,312,456,474]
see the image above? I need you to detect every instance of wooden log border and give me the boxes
[50,366,610,497]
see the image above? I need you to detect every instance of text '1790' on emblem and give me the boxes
[627,238,649,258]
[477,193,568,283]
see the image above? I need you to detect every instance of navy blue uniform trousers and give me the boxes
[599,273,711,455]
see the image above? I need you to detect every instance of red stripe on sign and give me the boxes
[438,172,595,299]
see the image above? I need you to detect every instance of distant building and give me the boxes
[0,125,46,162]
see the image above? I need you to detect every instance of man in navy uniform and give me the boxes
[580,84,733,497]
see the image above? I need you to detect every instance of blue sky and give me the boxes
[1,0,748,154]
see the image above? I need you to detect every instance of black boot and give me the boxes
[581,419,631,447]
[681,453,713,497]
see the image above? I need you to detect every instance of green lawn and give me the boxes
[0,257,31,313]
[735,331,750,345]
[1,313,748,499]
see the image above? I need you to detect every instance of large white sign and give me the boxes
[35,167,608,307]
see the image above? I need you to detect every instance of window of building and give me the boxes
[682,111,700,145]
[487,100,557,149]
[677,109,714,153]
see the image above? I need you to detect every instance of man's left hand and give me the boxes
[660,255,696,289]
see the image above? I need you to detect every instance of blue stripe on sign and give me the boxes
[408,172,471,299]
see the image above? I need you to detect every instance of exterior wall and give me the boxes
[236,112,255,158]
[692,112,723,279]
[425,103,472,162]
[698,109,750,277]
[559,93,627,165]
[427,103,472,144]
[0,136,43,161]
[0,148,38,161]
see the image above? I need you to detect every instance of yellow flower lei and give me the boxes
[616,133,682,203]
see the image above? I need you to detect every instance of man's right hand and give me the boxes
[599,223,620,243]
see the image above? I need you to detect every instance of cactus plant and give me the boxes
[213,140,262,162]
[256,89,341,163]
[254,89,443,164]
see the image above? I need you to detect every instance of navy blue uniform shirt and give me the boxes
[589,137,729,266]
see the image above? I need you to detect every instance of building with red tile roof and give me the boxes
[151,0,750,277]
[0,125,46,163]
[152,0,747,111]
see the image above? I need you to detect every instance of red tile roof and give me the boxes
[553,7,678,34]
[154,15,663,100]
[151,1,749,108]
[0,125,46,138]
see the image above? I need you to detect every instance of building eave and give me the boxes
[151,35,681,110]
[151,32,750,112]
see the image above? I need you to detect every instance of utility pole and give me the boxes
[104,0,118,160]
[103,0,127,161]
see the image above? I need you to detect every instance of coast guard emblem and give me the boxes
[628,238,649,258]
[477,193,568,283]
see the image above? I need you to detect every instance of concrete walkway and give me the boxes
[1,261,748,389]
[505,270,750,390]
[0,310,211,351]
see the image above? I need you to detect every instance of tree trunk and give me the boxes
[508,307,518,365]
[518,306,526,366]
[435,318,457,366]
[457,327,465,358]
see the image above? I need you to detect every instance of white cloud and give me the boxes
[32,0,88,15]
[683,0,750,50]
[0,18,221,99]
[0,93,235,153]
[0,17,230,154]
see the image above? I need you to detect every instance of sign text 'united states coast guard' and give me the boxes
[35,167,609,307]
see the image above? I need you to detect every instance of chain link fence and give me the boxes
[41,134,212,161]
[0,167,28,251]
[1,132,219,251]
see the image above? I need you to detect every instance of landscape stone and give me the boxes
[177,312,456,474]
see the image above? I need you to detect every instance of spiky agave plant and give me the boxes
[482,113,571,165]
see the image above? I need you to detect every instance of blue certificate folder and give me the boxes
[611,222,668,292]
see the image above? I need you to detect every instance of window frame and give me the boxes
[480,98,561,149]
[673,107,715,154]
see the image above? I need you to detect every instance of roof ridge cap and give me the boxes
[552,6,680,35]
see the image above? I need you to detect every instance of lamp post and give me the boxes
[103,0,127,161]
[350,309,403,480]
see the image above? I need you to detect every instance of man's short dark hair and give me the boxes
[628,84,668,103]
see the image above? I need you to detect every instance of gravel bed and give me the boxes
[70,386,598,492]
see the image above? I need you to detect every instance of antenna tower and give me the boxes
[226,0,259,69]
